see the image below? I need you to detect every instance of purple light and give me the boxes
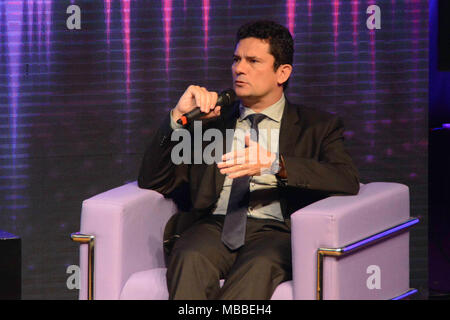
[287,0,296,36]
[368,0,376,81]
[410,0,419,123]
[121,0,131,94]
[37,0,42,54]
[392,289,418,300]
[442,123,450,129]
[162,0,172,76]
[342,219,419,252]
[4,0,23,169]
[351,0,358,48]
[44,0,52,66]
[392,0,396,18]
[0,231,19,240]
[26,1,32,54]
[308,0,312,19]
[369,28,376,75]
[105,0,112,45]
[120,0,132,150]
[332,0,339,55]
[202,0,210,52]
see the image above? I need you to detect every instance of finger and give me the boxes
[217,160,235,168]
[210,91,218,110]
[213,105,221,117]
[222,149,246,162]
[221,150,237,162]
[179,85,199,112]
[199,87,208,113]
[202,87,211,113]
[192,86,203,113]
[205,91,212,111]
[191,86,204,113]
[218,155,247,169]
[220,163,249,175]
[228,168,253,179]
[201,106,221,120]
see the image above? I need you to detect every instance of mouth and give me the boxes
[234,80,247,86]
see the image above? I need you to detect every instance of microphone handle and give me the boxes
[176,107,212,126]
[175,88,234,126]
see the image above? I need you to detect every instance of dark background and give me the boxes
[0,0,428,299]
[429,0,450,296]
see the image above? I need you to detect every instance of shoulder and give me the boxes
[286,100,343,129]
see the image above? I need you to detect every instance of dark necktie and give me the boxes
[221,113,266,250]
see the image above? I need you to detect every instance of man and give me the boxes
[138,20,360,299]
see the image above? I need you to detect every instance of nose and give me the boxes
[233,59,246,75]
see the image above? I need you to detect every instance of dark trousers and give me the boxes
[166,214,292,300]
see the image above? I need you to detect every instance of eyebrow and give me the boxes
[233,54,260,60]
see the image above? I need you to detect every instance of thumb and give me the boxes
[213,106,221,117]
[244,133,255,147]
[247,133,259,147]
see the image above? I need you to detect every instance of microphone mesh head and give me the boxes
[218,88,236,106]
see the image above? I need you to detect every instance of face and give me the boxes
[232,37,282,104]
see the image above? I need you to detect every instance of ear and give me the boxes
[276,64,293,87]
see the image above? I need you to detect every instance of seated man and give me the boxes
[138,20,360,300]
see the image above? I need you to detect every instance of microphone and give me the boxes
[176,89,236,126]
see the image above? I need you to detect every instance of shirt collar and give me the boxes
[238,93,285,123]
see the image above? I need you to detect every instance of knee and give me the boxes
[242,254,291,278]
[168,245,216,273]
[248,255,277,271]
[169,247,202,265]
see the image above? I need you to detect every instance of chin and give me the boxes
[234,86,251,98]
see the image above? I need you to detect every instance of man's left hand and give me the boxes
[217,134,278,179]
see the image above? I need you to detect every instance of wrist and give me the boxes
[169,109,184,130]
[172,108,183,122]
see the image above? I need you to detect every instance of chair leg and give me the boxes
[71,232,95,300]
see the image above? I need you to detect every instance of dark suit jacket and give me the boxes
[138,99,360,256]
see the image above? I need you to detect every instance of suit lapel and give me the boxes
[279,99,301,157]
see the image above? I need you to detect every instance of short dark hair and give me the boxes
[235,20,294,89]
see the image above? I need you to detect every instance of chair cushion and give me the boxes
[120,268,168,300]
[271,280,294,300]
[119,268,292,300]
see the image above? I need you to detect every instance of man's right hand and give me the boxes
[172,85,221,122]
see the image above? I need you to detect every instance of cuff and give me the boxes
[170,109,184,130]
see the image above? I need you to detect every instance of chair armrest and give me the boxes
[77,181,177,300]
[291,182,410,299]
